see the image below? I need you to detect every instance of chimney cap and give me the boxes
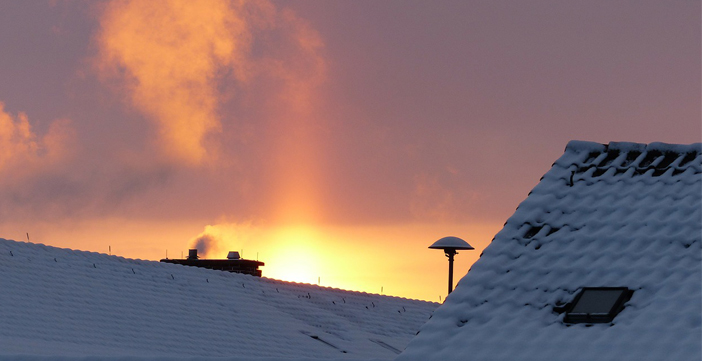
[188,249,199,260]
[227,251,240,260]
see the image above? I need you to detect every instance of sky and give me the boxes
[0,0,699,302]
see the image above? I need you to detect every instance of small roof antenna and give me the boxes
[429,236,474,295]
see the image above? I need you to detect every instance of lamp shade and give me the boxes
[428,236,474,250]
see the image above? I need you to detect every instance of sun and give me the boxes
[262,226,325,285]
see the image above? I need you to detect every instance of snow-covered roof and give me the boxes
[398,141,702,361]
[0,238,437,360]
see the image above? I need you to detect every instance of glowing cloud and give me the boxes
[95,0,251,165]
[0,102,74,177]
[266,8,327,115]
[95,0,326,167]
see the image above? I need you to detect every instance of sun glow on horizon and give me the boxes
[5,217,500,301]
[260,225,325,285]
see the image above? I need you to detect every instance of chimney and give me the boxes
[227,251,240,260]
[188,249,199,260]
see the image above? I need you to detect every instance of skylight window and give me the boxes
[563,287,633,324]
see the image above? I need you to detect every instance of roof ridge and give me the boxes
[566,140,702,153]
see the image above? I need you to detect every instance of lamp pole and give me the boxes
[429,236,474,298]
[446,249,456,294]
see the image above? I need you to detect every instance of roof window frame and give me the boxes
[563,287,633,324]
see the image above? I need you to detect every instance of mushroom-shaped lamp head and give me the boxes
[429,236,474,251]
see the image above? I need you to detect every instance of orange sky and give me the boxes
[0,0,699,301]
[2,217,500,301]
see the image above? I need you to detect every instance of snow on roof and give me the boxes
[398,141,702,361]
[0,238,437,360]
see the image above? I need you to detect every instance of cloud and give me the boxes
[2,1,327,226]
[263,8,327,115]
[0,102,75,177]
[0,102,179,222]
[94,0,249,165]
[0,103,85,220]
[94,0,326,166]
[409,171,480,223]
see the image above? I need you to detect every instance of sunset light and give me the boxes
[0,0,699,358]
[263,225,325,285]
[0,0,698,305]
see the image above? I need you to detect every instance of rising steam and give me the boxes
[191,234,217,257]
[188,222,259,259]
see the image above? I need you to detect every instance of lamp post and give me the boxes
[429,236,474,295]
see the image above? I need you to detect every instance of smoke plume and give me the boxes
[188,222,259,259]
[191,234,217,258]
